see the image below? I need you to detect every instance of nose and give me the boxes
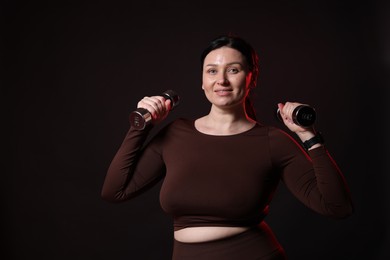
[217,74,229,86]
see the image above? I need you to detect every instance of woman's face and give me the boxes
[202,46,252,110]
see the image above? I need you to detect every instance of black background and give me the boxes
[3,0,389,259]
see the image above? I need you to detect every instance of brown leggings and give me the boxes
[172,222,286,260]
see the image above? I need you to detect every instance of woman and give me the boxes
[101,34,353,259]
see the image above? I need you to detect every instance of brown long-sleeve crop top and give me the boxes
[101,118,353,231]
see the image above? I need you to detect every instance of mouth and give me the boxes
[215,89,233,94]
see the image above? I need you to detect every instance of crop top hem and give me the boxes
[173,222,263,231]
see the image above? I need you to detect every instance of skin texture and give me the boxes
[194,47,257,136]
[201,47,251,111]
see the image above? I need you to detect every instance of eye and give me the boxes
[227,67,239,74]
[207,68,217,75]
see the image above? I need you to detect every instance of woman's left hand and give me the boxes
[277,102,316,140]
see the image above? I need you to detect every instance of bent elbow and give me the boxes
[101,188,134,203]
[101,190,116,203]
[340,203,354,219]
[327,202,354,219]
[101,189,123,203]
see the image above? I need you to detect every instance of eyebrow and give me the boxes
[205,62,244,67]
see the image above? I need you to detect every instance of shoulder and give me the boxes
[267,125,294,140]
[155,117,195,137]
[253,124,303,150]
[249,123,290,139]
[266,125,307,158]
[146,118,194,146]
[165,117,194,130]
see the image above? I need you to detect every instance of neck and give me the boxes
[196,106,256,135]
[209,106,247,123]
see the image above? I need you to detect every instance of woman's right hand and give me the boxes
[137,96,172,125]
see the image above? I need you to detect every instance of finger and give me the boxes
[145,97,163,112]
[277,103,284,111]
[165,99,172,111]
[283,102,299,122]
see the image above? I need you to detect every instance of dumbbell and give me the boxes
[276,105,316,127]
[129,90,180,130]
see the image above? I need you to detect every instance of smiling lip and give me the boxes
[215,89,233,96]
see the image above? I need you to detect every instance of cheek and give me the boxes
[202,77,213,89]
[232,75,249,89]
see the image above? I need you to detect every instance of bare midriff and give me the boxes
[174,226,251,243]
